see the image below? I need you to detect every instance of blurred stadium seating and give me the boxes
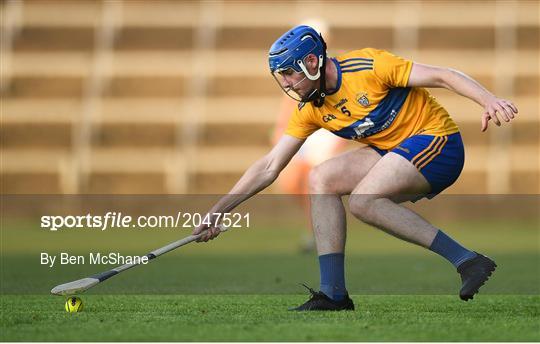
[1,0,538,194]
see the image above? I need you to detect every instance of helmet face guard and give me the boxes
[268,25,328,106]
[271,68,307,102]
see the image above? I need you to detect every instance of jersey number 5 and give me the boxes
[340,106,351,116]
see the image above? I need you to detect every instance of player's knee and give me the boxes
[348,194,377,223]
[308,164,335,194]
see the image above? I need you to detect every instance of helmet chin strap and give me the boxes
[312,54,327,108]
[298,35,328,107]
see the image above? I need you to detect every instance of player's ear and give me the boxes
[305,54,318,72]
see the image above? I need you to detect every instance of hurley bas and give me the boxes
[41,252,149,267]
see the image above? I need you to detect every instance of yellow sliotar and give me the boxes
[65,296,83,313]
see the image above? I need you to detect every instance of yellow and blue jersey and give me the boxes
[285,48,459,150]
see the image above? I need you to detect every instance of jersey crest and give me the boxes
[356,92,370,107]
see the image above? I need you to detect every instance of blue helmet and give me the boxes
[268,25,325,79]
[268,25,328,104]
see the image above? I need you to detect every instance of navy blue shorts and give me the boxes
[370,132,465,198]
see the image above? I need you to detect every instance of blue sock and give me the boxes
[319,253,347,301]
[429,230,477,267]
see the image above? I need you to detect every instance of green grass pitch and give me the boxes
[1,219,539,341]
[1,295,539,341]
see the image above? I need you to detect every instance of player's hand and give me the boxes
[192,214,221,242]
[481,96,518,132]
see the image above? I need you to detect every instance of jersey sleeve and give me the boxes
[372,49,413,88]
[284,103,319,139]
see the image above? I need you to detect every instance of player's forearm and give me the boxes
[440,68,496,108]
[209,157,279,213]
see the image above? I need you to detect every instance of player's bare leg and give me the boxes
[309,146,382,255]
[348,152,496,301]
[349,152,436,247]
[291,146,381,311]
